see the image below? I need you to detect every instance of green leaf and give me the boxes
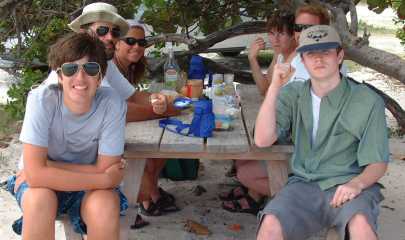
[367,0,390,14]
[398,2,405,19]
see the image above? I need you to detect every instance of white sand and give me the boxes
[1,134,404,240]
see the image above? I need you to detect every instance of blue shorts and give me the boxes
[6,175,128,235]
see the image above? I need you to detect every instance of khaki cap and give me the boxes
[297,25,341,53]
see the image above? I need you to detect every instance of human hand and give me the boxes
[104,161,125,188]
[271,54,294,88]
[330,181,363,208]
[14,170,26,193]
[150,93,167,115]
[248,37,266,60]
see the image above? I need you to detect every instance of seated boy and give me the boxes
[6,32,127,240]
[255,25,389,240]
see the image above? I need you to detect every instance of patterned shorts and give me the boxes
[6,175,128,235]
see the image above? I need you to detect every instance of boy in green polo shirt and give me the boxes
[255,25,389,240]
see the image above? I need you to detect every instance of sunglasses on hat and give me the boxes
[95,26,121,38]
[293,24,314,32]
[57,62,101,77]
[121,37,147,47]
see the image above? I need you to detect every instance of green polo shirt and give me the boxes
[276,77,389,190]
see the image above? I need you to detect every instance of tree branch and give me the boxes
[0,55,48,69]
[146,33,198,48]
[146,21,267,51]
[348,77,405,134]
[328,4,405,84]
[195,21,267,50]
[347,0,358,34]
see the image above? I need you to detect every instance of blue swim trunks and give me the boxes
[6,175,128,235]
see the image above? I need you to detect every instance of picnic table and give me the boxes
[122,84,292,206]
[63,84,337,240]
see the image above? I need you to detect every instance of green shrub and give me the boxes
[5,69,46,120]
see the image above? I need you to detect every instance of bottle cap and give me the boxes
[224,74,234,84]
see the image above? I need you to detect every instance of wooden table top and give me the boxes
[124,84,293,160]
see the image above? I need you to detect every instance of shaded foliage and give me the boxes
[0,0,404,120]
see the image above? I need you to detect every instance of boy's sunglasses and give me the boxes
[96,26,121,38]
[293,24,314,32]
[57,62,101,77]
[122,37,147,47]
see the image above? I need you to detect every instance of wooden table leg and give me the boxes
[121,158,146,240]
[266,160,289,197]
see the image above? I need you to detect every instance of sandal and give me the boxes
[140,202,162,216]
[222,194,263,215]
[155,196,180,213]
[225,163,237,177]
[130,214,150,229]
[218,186,248,201]
[158,187,176,203]
[140,196,180,216]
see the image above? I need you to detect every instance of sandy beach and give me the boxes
[0,4,404,238]
[1,133,404,240]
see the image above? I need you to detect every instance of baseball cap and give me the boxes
[296,25,341,53]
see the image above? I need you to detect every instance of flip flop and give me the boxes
[130,214,150,229]
[222,194,263,215]
[218,186,248,201]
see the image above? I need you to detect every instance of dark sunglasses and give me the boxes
[122,37,147,47]
[95,26,121,38]
[293,24,314,32]
[57,62,101,77]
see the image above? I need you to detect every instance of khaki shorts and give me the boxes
[258,181,383,240]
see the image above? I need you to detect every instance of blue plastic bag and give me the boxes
[159,98,215,138]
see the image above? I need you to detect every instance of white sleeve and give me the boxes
[103,60,136,100]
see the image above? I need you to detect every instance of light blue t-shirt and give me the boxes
[43,60,136,100]
[19,84,127,168]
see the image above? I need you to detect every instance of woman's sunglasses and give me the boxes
[96,26,121,38]
[57,62,101,77]
[122,37,147,47]
[293,24,314,32]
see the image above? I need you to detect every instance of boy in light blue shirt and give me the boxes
[7,32,128,240]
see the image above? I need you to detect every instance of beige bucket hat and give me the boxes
[296,25,341,53]
[68,2,129,37]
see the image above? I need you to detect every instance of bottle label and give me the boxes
[165,69,178,89]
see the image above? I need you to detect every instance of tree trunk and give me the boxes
[330,5,405,84]
[363,82,405,134]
